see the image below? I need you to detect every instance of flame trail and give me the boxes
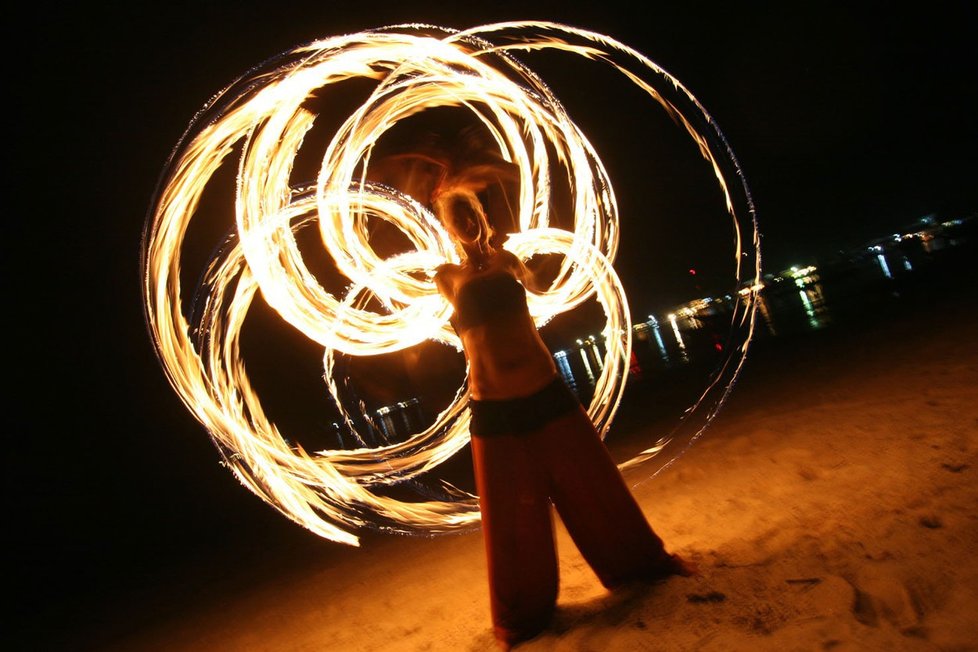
[142,22,759,545]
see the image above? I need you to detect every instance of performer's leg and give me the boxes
[531,407,681,588]
[471,434,558,646]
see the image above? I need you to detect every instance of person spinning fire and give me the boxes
[373,124,692,649]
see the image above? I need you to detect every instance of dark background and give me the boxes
[9,1,976,648]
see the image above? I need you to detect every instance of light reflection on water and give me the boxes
[562,220,975,398]
[357,217,974,443]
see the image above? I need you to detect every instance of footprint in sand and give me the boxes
[851,566,920,631]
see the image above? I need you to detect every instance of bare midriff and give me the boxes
[435,249,559,400]
[459,310,558,400]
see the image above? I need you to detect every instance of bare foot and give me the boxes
[606,551,697,589]
[645,552,698,581]
[494,625,544,650]
[667,553,699,577]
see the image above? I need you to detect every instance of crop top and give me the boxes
[450,271,528,333]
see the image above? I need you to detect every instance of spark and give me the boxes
[142,22,759,545]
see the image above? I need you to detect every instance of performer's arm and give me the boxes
[502,250,546,294]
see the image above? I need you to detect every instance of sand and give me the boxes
[90,287,977,652]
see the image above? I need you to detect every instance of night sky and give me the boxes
[10,1,977,645]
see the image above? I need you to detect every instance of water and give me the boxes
[608,217,975,447]
[341,215,977,448]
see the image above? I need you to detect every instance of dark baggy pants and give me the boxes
[469,380,670,645]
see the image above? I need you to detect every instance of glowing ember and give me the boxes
[142,22,759,545]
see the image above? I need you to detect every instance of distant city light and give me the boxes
[877,254,893,278]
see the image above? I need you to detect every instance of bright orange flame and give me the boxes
[142,22,760,545]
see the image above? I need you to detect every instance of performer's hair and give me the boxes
[432,187,496,248]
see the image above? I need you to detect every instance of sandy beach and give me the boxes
[53,253,973,652]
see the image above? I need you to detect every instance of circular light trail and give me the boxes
[142,21,760,545]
